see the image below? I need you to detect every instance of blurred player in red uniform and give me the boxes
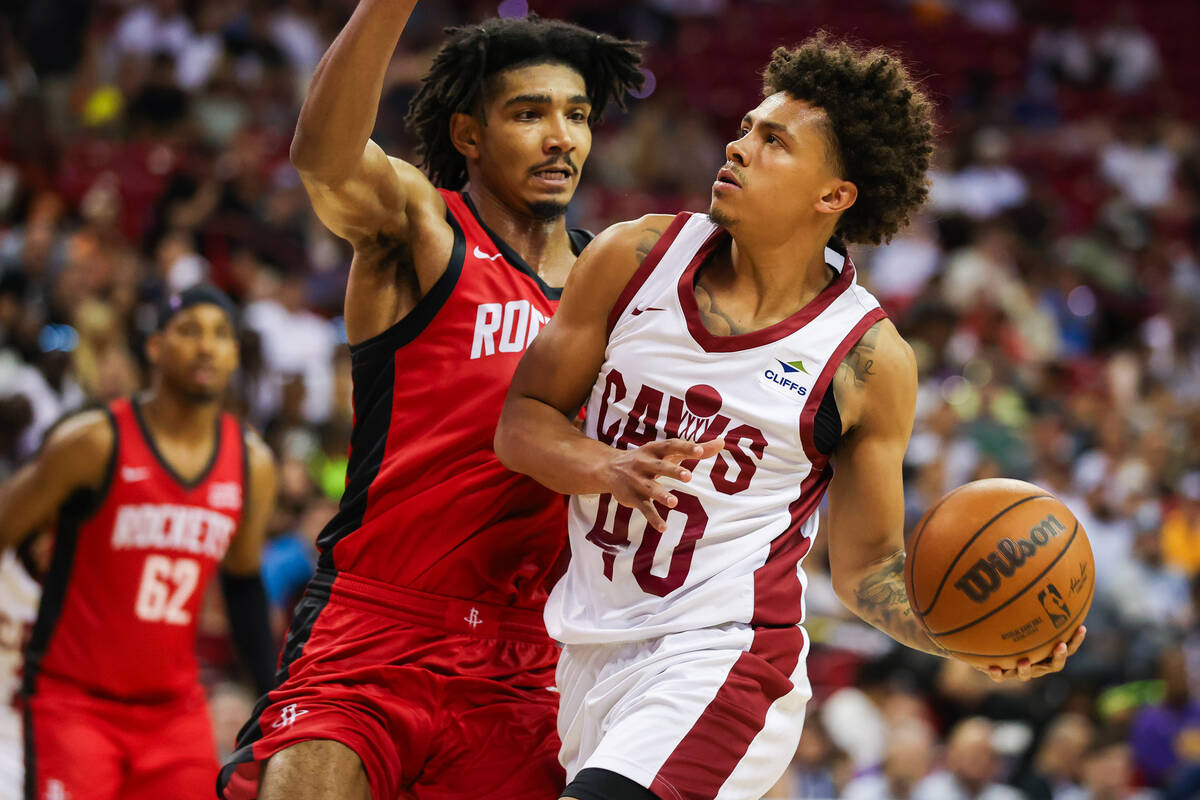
[216,2,642,799]
[0,286,278,800]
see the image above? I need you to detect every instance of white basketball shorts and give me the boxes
[556,624,812,800]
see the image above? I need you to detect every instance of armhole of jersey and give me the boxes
[24,406,119,695]
[347,209,467,363]
[798,307,888,467]
[606,213,691,335]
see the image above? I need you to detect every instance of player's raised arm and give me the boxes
[290,0,450,341]
[0,410,113,549]
[495,215,722,532]
[219,430,279,696]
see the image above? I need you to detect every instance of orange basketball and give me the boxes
[904,478,1094,670]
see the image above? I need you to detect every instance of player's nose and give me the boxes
[725,136,748,166]
[543,114,575,153]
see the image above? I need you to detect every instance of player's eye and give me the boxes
[516,110,539,121]
[568,110,588,122]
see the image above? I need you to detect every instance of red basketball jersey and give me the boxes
[316,190,585,609]
[27,397,245,701]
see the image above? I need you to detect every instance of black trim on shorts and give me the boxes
[563,768,659,800]
[216,568,339,796]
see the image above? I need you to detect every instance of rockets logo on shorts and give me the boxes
[271,704,309,728]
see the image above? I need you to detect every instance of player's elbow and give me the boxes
[493,401,523,474]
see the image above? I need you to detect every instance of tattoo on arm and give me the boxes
[693,281,749,335]
[635,227,664,265]
[852,550,948,657]
[836,322,880,387]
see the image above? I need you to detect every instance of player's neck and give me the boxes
[464,185,575,284]
[723,221,840,317]
[138,388,222,446]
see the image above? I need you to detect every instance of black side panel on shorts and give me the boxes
[563,768,659,800]
[216,569,338,795]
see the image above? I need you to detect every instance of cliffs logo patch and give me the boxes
[761,357,811,401]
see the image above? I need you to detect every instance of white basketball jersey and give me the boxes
[546,213,885,645]
[0,549,38,767]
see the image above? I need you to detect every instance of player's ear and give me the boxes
[450,112,482,160]
[144,331,162,368]
[816,179,857,216]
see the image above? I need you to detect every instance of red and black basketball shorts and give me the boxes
[26,677,219,800]
[217,569,565,800]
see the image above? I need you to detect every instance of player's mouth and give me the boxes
[530,160,575,189]
[713,166,742,192]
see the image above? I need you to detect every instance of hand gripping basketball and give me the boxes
[604,438,724,532]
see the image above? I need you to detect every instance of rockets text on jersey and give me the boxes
[546,213,886,645]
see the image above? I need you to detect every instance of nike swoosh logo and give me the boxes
[121,467,151,482]
[631,307,665,316]
[473,246,503,261]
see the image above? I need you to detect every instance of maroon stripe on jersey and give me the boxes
[679,245,859,354]
[607,213,691,334]
[749,467,825,628]
[797,307,888,468]
[649,626,807,800]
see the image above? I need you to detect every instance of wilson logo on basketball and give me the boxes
[954,514,1068,604]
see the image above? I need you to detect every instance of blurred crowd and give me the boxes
[1,0,1199,798]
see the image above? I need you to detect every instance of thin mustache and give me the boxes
[531,156,577,175]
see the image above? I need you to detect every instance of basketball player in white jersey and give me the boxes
[496,34,1086,800]
[0,547,39,799]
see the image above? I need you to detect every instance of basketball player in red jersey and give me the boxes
[0,286,277,800]
[217,3,643,799]
[497,35,1086,800]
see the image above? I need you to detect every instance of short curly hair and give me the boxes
[406,16,643,190]
[763,32,935,245]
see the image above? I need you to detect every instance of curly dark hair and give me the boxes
[763,32,935,245]
[405,16,644,190]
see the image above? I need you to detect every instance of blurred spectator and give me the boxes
[1012,712,1095,800]
[842,719,938,800]
[913,717,1023,800]
[1080,733,1158,800]
[1130,646,1200,789]
[1162,473,1200,577]
[764,714,852,799]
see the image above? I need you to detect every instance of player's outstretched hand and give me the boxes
[978,626,1086,683]
[605,438,724,531]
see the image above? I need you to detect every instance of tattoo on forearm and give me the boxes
[694,281,748,335]
[635,227,664,265]
[853,550,947,657]
[836,321,880,387]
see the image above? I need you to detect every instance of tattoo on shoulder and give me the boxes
[836,321,882,387]
[635,227,664,265]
